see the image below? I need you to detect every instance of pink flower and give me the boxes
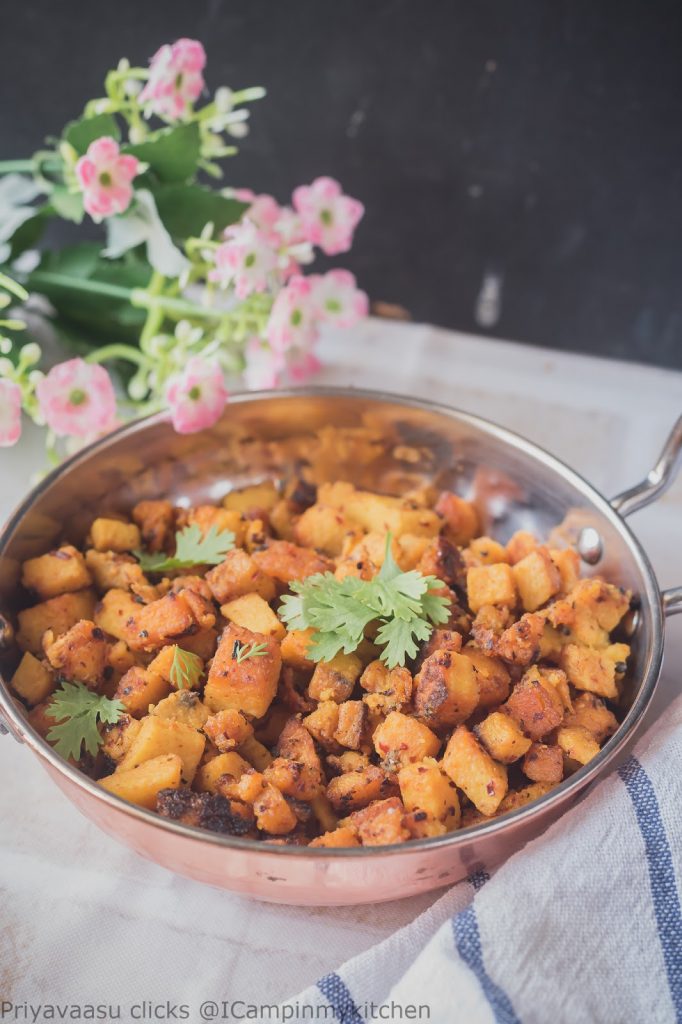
[292,177,364,255]
[266,275,319,353]
[243,337,285,391]
[165,357,227,434]
[247,194,283,243]
[36,359,117,438]
[139,38,206,121]
[208,220,278,299]
[312,269,369,328]
[75,137,140,221]
[288,350,322,384]
[0,379,22,447]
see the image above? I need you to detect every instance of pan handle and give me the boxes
[610,415,682,619]
[610,415,682,517]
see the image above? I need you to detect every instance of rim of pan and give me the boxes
[0,387,664,858]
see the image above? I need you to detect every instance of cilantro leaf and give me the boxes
[136,523,234,573]
[279,533,451,668]
[232,640,270,664]
[46,681,125,761]
[169,647,204,689]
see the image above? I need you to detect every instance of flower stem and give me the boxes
[27,271,133,302]
[0,159,36,174]
[85,344,152,368]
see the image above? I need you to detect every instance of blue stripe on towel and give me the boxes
[451,872,521,1024]
[317,972,364,1023]
[618,756,682,1019]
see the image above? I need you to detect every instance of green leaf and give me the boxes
[46,681,125,761]
[136,524,235,574]
[27,243,152,346]
[169,647,204,690]
[278,532,452,668]
[123,123,201,182]
[63,113,120,154]
[152,184,247,239]
[50,188,84,224]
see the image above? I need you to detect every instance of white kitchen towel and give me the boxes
[282,692,682,1024]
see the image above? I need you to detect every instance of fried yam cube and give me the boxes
[156,788,254,834]
[100,753,183,809]
[506,531,538,564]
[550,548,581,594]
[43,619,111,688]
[504,667,565,741]
[280,629,316,672]
[223,481,279,515]
[413,650,479,730]
[294,504,355,556]
[17,589,96,655]
[327,764,397,813]
[350,797,409,846]
[467,564,518,614]
[512,547,561,612]
[563,692,618,744]
[442,725,508,817]
[94,588,142,646]
[303,701,341,751]
[85,549,151,597]
[465,536,510,567]
[308,652,362,703]
[435,491,479,545]
[204,624,281,718]
[309,826,360,848]
[334,700,368,751]
[151,689,210,730]
[10,652,55,706]
[21,545,92,600]
[203,709,254,752]
[132,500,174,553]
[560,643,628,700]
[129,589,216,653]
[464,647,511,708]
[475,711,532,764]
[220,592,285,641]
[101,714,143,765]
[373,711,440,769]
[522,742,564,784]
[195,751,251,793]
[398,757,460,829]
[251,540,333,583]
[360,659,413,715]
[90,518,141,554]
[118,715,205,783]
[557,726,601,768]
[416,536,466,588]
[495,612,545,666]
[205,548,276,605]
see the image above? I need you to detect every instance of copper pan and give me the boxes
[1,390,680,906]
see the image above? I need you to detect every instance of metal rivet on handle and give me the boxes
[577,527,603,565]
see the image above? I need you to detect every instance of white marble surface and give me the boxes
[1,320,681,1008]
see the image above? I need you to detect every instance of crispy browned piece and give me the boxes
[156,788,254,834]
[205,548,276,604]
[360,659,413,715]
[132,500,175,553]
[522,742,564,783]
[203,709,254,752]
[327,765,398,813]
[251,539,333,583]
[334,700,369,751]
[129,590,216,653]
[43,620,111,687]
[416,536,466,588]
[504,669,564,741]
[204,623,281,718]
[413,650,479,730]
[349,797,410,846]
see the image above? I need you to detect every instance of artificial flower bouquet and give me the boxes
[0,39,367,457]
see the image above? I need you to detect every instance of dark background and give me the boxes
[3,0,682,368]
